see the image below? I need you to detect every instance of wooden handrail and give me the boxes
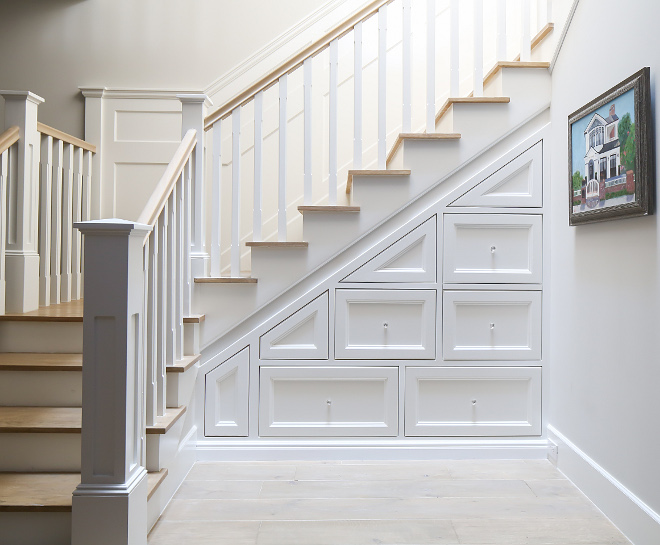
[37,122,97,153]
[0,126,20,155]
[204,0,393,130]
[137,129,197,226]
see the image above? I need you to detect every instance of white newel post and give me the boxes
[177,94,212,278]
[0,91,43,313]
[72,219,152,545]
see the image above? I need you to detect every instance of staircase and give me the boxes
[0,0,565,543]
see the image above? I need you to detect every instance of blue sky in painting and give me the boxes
[570,88,635,179]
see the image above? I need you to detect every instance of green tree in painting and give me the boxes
[572,170,583,191]
[618,113,632,149]
[622,122,636,172]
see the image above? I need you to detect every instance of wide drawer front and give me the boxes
[335,289,436,359]
[405,367,541,436]
[443,214,542,284]
[259,366,398,437]
[443,291,541,360]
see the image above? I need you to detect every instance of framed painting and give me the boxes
[568,67,654,225]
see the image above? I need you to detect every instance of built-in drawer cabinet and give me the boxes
[443,214,542,284]
[335,289,436,359]
[443,290,541,360]
[259,366,398,437]
[405,367,541,436]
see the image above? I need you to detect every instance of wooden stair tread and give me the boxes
[246,241,309,248]
[0,353,82,371]
[483,60,551,88]
[0,470,167,511]
[435,96,510,125]
[0,299,83,322]
[166,354,201,373]
[386,133,461,167]
[194,277,258,284]
[147,406,186,435]
[0,407,81,433]
[345,169,411,194]
[183,314,205,323]
[298,205,360,213]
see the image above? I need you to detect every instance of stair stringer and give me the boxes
[192,120,551,459]
[194,67,551,348]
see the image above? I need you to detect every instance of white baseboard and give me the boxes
[193,438,549,462]
[548,425,660,545]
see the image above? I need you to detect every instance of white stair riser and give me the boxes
[166,368,198,408]
[0,513,71,545]
[0,323,82,353]
[0,371,81,406]
[0,434,80,472]
[146,416,187,472]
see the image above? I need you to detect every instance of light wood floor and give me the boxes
[148,459,631,545]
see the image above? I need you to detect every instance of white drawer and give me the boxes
[405,367,541,436]
[259,366,398,437]
[335,289,436,359]
[443,214,542,283]
[443,291,541,360]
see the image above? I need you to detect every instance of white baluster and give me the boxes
[426,0,436,133]
[473,0,484,97]
[61,143,73,302]
[156,210,167,416]
[254,91,264,238]
[39,135,53,307]
[521,0,531,62]
[303,61,313,205]
[71,147,83,300]
[278,74,287,241]
[175,176,184,361]
[81,150,92,297]
[547,0,552,25]
[166,192,176,365]
[378,5,387,169]
[211,119,222,277]
[353,21,363,169]
[231,107,241,277]
[183,161,192,316]
[497,0,507,62]
[329,38,338,205]
[50,140,63,305]
[402,0,412,133]
[537,0,549,31]
[0,149,7,313]
[146,227,158,427]
[450,0,460,97]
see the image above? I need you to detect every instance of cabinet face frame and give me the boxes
[443,214,543,284]
[335,289,437,360]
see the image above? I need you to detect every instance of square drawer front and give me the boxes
[443,214,542,283]
[259,367,398,437]
[335,289,436,359]
[405,367,541,436]
[443,291,541,360]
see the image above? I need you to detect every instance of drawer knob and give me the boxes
[326,399,332,405]
[490,245,496,253]
[490,322,495,329]
[383,322,389,329]
[472,399,477,405]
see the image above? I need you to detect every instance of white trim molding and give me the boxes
[548,425,660,545]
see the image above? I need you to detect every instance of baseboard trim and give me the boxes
[193,438,549,462]
[548,424,660,545]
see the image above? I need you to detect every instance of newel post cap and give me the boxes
[74,218,152,236]
[0,90,45,105]
[177,93,213,108]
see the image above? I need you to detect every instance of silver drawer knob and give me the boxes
[383,322,388,328]
[326,399,332,405]
[472,399,477,405]
[490,322,495,329]
[490,245,496,253]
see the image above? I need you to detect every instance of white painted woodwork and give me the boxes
[342,217,436,283]
[0,91,43,313]
[166,192,176,366]
[278,75,288,242]
[443,214,542,284]
[402,0,412,132]
[353,22,363,170]
[175,179,184,361]
[72,219,151,545]
[497,0,507,61]
[156,212,167,416]
[82,150,93,297]
[450,141,543,208]
[71,147,83,300]
[473,0,484,97]
[146,229,158,427]
[405,367,542,436]
[231,107,241,277]
[443,290,542,360]
[335,289,436,359]
[254,91,264,239]
[183,161,193,316]
[211,119,222,276]
[205,347,249,436]
[426,0,436,133]
[303,60,312,205]
[377,6,387,170]
[0,148,8,312]
[449,0,459,97]
[39,135,53,307]
[329,38,338,206]
[521,0,532,62]
[260,291,329,360]
[50,139,63,305]
[61,143,74,303]
[259,366,398,437]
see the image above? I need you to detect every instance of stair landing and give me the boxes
[0,299,83,322]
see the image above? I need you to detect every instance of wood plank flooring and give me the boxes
[148,459,631,545]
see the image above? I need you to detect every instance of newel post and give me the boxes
[72,219,152,545]
[0,90,44,312]
[177,94,212,278]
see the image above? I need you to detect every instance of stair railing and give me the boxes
[202,0,553,278]
[0,91,96,314]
